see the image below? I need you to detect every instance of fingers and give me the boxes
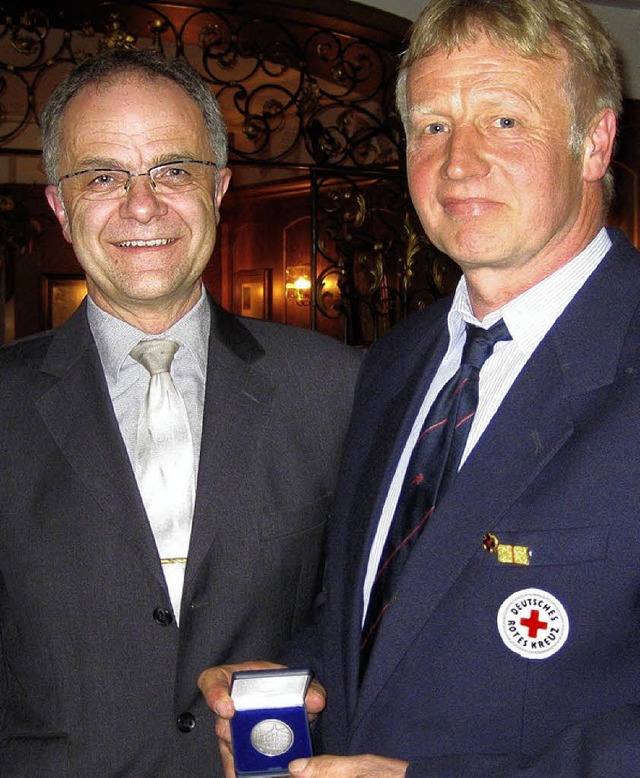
[289,755,355,777]
[214,713,232,743]
[198,660,286,717]
[197,663,237,718]
[304,678,327,720]
[288,754,409,778]
[218,737,236,778]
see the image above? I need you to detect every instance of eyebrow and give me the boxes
[408,105,438,118]
[72,156,124,170]
[152,153,204,165]
[71,153,206,171]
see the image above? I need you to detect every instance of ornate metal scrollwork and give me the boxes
[0,2,403,163]
[312,171,459,345]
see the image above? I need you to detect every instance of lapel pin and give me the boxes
[482,533,530,565]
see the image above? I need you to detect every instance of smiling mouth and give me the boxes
[115,238,175,248]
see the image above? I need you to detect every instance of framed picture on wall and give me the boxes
[233,269,272,320]
[42,274,88,329]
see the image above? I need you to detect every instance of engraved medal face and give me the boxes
[250,719,294,756]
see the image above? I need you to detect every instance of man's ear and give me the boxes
[582,108,617,183]
[213,167,232,225]
[215,167,232,208]
[45,184,72,243]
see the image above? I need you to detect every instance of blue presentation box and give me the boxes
[230,668,313,777]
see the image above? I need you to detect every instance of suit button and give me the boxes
[177,712,196,733]
[153,608,173,626]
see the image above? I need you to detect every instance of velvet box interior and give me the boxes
[230,668,313,777]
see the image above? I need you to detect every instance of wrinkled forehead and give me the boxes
[57,75,212,171]
[406,32,568,89]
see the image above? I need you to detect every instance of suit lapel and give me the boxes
[36,304,162,584]
[352,232,640,724]
[341,316,450,714]
[183,302,275,593]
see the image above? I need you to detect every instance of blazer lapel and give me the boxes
[36,304,162,584]
[342,317,450,714]
[183,302,275,592]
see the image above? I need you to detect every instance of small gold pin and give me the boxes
[482,533,530,565]
[482,533,499,552]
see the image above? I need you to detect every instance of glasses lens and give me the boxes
[61,170,129,200]
[151,161,215,192]
[60,161,216,200]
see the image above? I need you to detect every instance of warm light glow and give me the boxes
[291,276,311,291]
[285,265,312,305]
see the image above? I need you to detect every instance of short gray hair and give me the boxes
[40,49,228,183]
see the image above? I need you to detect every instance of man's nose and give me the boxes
[119,174,167,220]
[442,125,491,180]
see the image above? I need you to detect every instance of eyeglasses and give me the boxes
[57,160,218,200]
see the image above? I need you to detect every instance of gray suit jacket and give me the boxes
[0,295,360,777]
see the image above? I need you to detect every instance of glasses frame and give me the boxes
[57,159,219,200]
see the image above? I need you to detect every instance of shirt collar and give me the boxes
[448,227,612,357]
[87,286,211,384]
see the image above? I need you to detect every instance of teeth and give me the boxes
[117,238,172,247]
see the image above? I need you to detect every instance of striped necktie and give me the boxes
[360,319,512,679]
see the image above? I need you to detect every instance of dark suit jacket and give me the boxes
[0,295,360,777]
[287,229,640,775]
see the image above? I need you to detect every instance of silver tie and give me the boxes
[130,339,195,625]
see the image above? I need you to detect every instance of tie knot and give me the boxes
[461,319,511,371]
[130,339,180,375]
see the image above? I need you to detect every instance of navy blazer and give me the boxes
[287,229,640,775]
[0,296,360,777]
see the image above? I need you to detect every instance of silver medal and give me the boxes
[250,718,294,756]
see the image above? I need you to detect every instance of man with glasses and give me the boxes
[0,49,359,776]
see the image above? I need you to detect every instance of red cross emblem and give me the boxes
[520,609,548,638]
[498,589,569,659]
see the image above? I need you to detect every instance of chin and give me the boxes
[446,231,509,262]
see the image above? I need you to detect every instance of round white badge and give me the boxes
[497,588,569,659]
